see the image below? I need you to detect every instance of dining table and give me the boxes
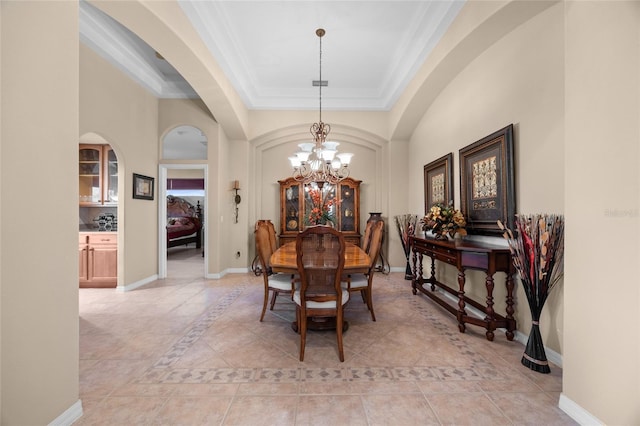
[270,241,371,274]
[269,240,371,332]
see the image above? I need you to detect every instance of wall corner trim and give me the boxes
[48,399,83,426]
[558,394,603,426]
[118,275,159,292]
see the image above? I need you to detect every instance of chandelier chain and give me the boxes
[289,28,353,186]
[319,28,322,124]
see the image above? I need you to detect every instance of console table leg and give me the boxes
[485,273,496,341]
[505,272,515,341]
[457,270,467,333]
[429,257,436,291]
[411,250,419,295]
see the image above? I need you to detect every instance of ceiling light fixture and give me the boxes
[289,28,353,185]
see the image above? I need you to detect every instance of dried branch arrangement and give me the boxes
[498,214,565,373]
[395,214,419,279]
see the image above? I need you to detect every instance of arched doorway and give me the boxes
[78,132,123,288]
[159,125,208,279]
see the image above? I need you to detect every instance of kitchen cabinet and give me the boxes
[79,232,117,288]
[79,144,117,206]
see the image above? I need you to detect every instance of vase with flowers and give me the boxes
[306,187,337,226]
[420,202,467,240]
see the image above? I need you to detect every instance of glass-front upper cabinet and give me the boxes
[79,144,117,206]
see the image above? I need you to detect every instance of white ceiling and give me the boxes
[80,0,464,111]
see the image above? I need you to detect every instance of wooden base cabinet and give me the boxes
[79,232,117,288]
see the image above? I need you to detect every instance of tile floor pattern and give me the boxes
[78,247,576,425]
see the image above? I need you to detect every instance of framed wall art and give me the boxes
[459,124,515,235]
[132,173,155,200]
[423,153,453,214]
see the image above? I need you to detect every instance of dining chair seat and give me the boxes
[270,273,297,291]
[342,276,367,290]
[294,289,349,309]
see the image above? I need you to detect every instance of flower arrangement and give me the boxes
[306,187,337,225]
[420,202,467,239]
[498,214,565,374]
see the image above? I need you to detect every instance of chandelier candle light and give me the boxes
[289,29,353,185]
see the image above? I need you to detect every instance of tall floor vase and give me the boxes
[499,214,564,375]
[522,317,550,373]
[394,214,418,280]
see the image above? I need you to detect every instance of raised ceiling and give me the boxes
[80,0,464,111]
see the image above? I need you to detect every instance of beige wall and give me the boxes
[564,1,640,423]
[80,44,161,288]
[1,2,80,423]
[408,3,564,352]
[167,169,205,179]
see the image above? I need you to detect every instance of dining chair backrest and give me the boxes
[361,219,375,254]
[366,220,384,272]
[256,220,295,322]
[295,225,348,361]
[255,219,277,255]
[295,225,346,306]
[255,220,277,274]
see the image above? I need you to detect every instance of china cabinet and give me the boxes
[278,177,361,246]
[79,232,117,288]
[79,144,117,206]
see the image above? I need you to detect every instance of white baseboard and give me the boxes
[48,399,83,426]
[207,272,223,279]
[227,267,250,274]
[559,393,603,425]
[433,287,563,366]
[117,274,158,292]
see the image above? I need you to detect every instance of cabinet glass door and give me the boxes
[104,147,118,204]
[79,146,102,204]
[339,183,356,232]
[284,184,300,231]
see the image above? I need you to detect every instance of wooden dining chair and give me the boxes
[294,225,349,362]
[255,220,295,322]
[343,219,384,321]
[361,218,375,254]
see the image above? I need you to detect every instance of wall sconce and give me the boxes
[233,180,241,223]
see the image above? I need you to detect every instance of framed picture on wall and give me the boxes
[133,173,155,200]
[423,153,453,214]
[459,124,515,235]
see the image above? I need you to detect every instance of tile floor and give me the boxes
[77,247,576,425]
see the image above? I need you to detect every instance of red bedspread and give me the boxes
[167,217,201,240]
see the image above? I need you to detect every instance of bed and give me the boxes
[166,195,203,249]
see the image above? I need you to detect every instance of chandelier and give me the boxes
[289,28,353,185]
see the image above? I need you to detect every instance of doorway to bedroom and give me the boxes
[159,125,209,279]
[159,164,208,279]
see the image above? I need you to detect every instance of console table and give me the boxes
[409,235,516,341]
